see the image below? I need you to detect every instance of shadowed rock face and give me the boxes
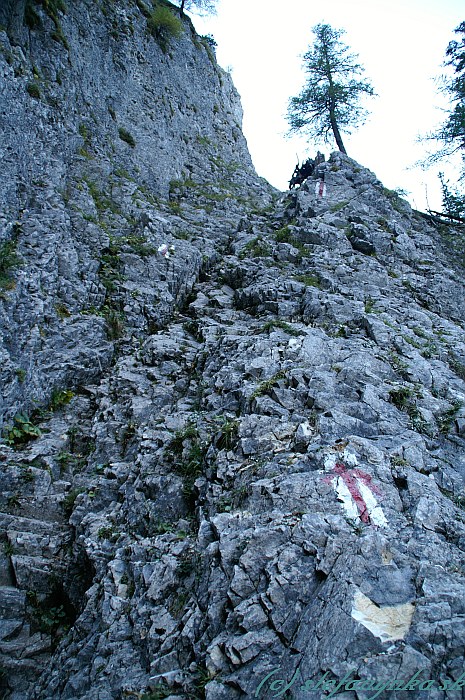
[0,1,27,44]
[2,3,465,700]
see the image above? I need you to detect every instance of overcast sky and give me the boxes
[194,0,464,212]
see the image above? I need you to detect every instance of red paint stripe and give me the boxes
[352,468,381,496]
[323,462,373,523]
[323,462,383,526]
[339,471,371,523]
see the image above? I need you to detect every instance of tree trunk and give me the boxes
[429,209,465,224]
[323,46,347,155]
[180,0,185,14]
[329,110,347,154]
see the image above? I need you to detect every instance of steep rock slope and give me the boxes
[0,0,268,424]
[1,3,465,700]
[0,1,273,695]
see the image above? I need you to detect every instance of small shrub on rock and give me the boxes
[26,82,41,98]
[118,127,136,148]
[3,414,41,447]
[148,6,183,51]
[0,238,20,289]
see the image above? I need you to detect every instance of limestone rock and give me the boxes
[1,4,465,700]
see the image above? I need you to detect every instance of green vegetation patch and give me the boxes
[437,400,463,434]
[381,186,409,214]
[260,319,301,336]
[56,450,86,474]
[252,370,287,399]
[62,487,84,516]
[389,386,415,412]
[49,388,74,411]
[364,296,375,313]
[3,413,41,447]
[448,353,465,381]
[15,368,26,383]
[84,178,120,217]
[274,225,309,258]
[293,274,321,288]
[214,416,240,451]
[147,5,183,52]
[239,236,271,259]
[274,225,294,244]
[26,82,41,98]
[388,384,430,434]
[24,1,42,29]
[25,0,66,26]
[438,485,465,511]
[118,127,136,148]
[55,303,71,319]
[140,685,172,700]
[26,590,69,636]
[0,236,20,290]
[117,234,156,257]
[166,422,211,509]
[330,200,349,212]
[168,423,205,478]
[24,0,68,47]
[103,306,125,340]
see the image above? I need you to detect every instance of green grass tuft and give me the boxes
[26,82,41,98]
[118,127,136,148]
[293,274,321,288]
[260,319,301,337]
[0,237,20,290]
[147,5,183,52]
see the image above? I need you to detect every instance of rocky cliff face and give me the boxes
[0,0,267,425]
[2,3,465,700]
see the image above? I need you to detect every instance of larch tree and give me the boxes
[287,23,375,155]
[431,21,465,218]
[436,21,465,160]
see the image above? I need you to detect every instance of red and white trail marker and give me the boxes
[157,243,175,259]
[315,179,327,197]
[324,451,387,528]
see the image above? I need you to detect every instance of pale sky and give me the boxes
[194,0,464,212]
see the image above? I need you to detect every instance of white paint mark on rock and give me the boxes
[315,179,327,197]
[334,476,359,521]
[323,446,388,527]
[357,479,388,528]
[352,589,415,643]
[158,243,175,258]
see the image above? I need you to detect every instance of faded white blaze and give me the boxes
[352,589,415,643]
